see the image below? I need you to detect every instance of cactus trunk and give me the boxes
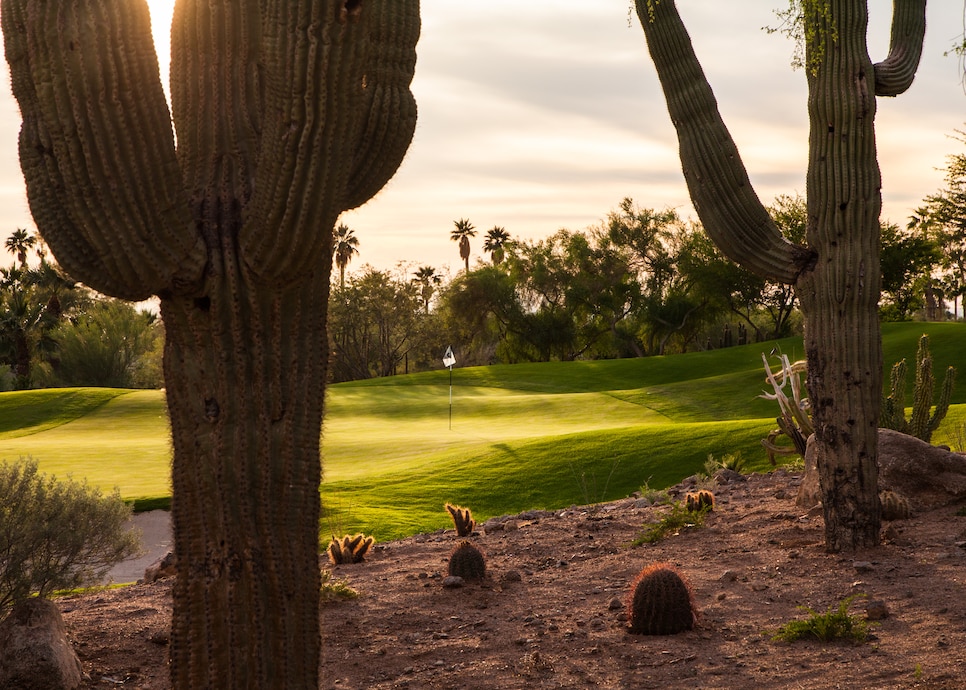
[797,1,883,551]
[161,258,329,687]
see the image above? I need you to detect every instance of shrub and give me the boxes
[319,569,358,602]
[770,595,872,643]
[0,457,142,610]
[631,501,708,546]
[626,563,697,635]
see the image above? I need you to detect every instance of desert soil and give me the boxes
[58,469,966,689]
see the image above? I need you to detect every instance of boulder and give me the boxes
[796,429,966,511]
[0,598,82,690]
[143,550,177,583]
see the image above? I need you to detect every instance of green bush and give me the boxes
[0,457,142,610]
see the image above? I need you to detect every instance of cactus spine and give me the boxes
[880,334,956,443]
[627,562,697,635]
[448,540,487,581]
[636,1,927,551]
[1,2,419,688]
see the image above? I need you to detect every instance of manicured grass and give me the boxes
[3,322,966,540]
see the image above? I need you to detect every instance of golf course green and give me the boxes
[3,321,965,540]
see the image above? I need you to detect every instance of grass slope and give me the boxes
[2,322,965,539]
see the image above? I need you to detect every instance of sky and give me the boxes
[0,1,963,282]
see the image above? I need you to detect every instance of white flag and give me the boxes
[442,345,456,368]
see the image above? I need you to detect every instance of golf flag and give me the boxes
[443,345,456,368]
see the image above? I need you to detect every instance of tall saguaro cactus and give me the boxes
[636,0,926,551]
[2,1,419,687]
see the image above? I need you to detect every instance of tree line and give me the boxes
[0,230,162,391]
[329,175,965,383]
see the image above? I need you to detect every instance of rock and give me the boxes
[865,599,890,621]
[0,598,82,690]
[797,429,966,510]
[442,576,464,588]
[143,550,177,583]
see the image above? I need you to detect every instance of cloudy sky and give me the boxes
[0,1,963,281]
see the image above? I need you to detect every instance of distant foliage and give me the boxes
[0,457,141,610]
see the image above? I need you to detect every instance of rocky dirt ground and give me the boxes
[58,469,966,689]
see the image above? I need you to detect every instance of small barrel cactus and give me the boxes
[627,563,697,635]
[327,534,375,565]
[879,490,911,521]
[685,490,715,513]
[448,540,486,581]
[445,503,476,537]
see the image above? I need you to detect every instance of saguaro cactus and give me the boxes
[636,0,926,551]
[2,1,419,687]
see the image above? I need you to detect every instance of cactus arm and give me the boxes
[1,0,205,301]
[872,0,927,97]
[909,348,933,440]
[344,2,420,210]
[928,366,956,437]
[235,2,420,283]
[635,0,815,284]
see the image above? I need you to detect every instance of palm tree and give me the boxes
[412,265,441,312]
[334,223,360,289]
[483,226,511,265]
[5,228,36,269]
[450,218,476,273]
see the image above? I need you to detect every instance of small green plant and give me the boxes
[770,595,872,643]
[685,489,715,513]
[0,457,142,610]
[879,490,911,521]
[631,501,709,546]
[638,478,671,506]
[326,534,374,565]
[704,452,746,475]
[568,458,621,506]
[880,334,956,443]
[445,503,475,537]
[320,569,358,602]
[447,540,486,581]
[626,562,697,635]
[955,505,966,517]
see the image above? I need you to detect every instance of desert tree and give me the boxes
[636,0,926,551]
[1,1,419,687]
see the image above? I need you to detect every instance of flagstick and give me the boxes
[448,364,453,430]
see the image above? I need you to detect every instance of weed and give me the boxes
[638,477,671,506]
[320,569,358,602]
[568,457,621,506]
[631,501,709,546]
[913,663,923,680]
[704,452,746,476]
[955,505,966,517]
[770,595,872,643]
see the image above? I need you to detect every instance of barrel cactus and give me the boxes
[879,490,911,521]
[448,540,487,581]
[627,562,697,635]
[1,2,419,687]
[685,490,715,513]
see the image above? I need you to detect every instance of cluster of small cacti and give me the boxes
[685,490,715,513]
[880,334,956,443]
[448,540,487,581]
[326,534,375,565]
[626,562,697,635]
[880,490,911,521]
[445,503,476,537]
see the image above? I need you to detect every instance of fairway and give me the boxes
[4,322,966,539]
